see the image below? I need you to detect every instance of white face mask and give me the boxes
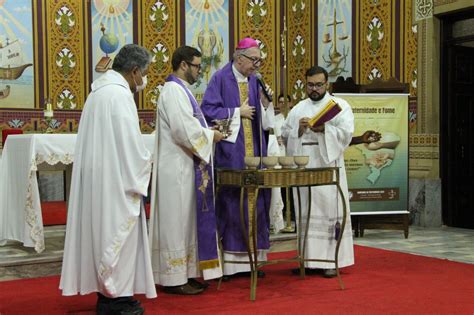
[134,71,147,92]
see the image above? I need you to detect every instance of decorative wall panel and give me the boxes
[140,0,179,110]
[45,1,87,111]
[403,0,418,98]
[402,0,418,132]
[287,0,313,103]
[356,0,396,84]
[235,0,277,98]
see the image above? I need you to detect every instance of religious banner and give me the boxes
[336,93,408,214]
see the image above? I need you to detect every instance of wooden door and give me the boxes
[442,44,474,228]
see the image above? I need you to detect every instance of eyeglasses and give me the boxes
[186,61,201,70]
[240,53,263,66]
[306,82,326,90]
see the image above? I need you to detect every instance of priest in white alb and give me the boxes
[281,66,354,278]
[149,46,224,295]
[60,44,155,315]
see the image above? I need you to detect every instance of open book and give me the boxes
[308,99,342,127]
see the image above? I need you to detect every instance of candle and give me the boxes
[46,103,52,112]
[44,110,53,118]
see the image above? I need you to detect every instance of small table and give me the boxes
[216,167,347,300]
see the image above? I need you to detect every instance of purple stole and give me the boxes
[165,75,219,270]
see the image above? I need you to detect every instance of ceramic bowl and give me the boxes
[278,156,295,169]
[294,156,309,168]
[244,156,261,169]
[262,156,279,169]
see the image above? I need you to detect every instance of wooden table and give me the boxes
[216,167,347,300]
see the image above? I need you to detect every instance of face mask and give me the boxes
[134,71,147,92]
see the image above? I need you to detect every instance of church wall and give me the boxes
[0,0,443,226]
[0,0,417,146]
[1,0,453,226]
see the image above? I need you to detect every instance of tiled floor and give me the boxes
[0,225,473,282]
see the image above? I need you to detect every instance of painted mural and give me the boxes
[91,0,133,81]
[185,0,229,99]
[317,0,352,81]
[0,0,34,108]
[0,0,419,151]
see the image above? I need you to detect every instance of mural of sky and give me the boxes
[185,0,229,99]
[91,0,133,81]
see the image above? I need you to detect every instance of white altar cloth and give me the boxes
[0,134,155,253]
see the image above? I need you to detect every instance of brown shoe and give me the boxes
[322,269,337,278]
[162,283,204,295]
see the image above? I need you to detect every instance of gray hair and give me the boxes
[233,47,254,60]
[112,44,152,73]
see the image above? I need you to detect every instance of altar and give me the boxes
[0,134,155,253]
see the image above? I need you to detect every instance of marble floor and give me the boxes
[1,225,473,282]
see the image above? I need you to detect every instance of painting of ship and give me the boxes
[0,39,33,80]
[0,85,10,99]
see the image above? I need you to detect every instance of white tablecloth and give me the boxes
[0,134,155,253]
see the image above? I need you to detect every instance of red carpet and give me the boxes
[1,246,473,314]
[41,201,150,225]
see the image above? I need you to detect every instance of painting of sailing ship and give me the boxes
[0,39,32,80]
[0,0,35,108]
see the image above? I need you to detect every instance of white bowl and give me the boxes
[278,156,295,169]
[262,156,279,169]
[244,156,261,169]
[294,156,309,168]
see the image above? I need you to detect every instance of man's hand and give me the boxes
[260,84,273,108]
[213,130,224,143]
[298,117,311,137]
[277,136,284,146]
[361,130,381,143]
[240,98,255,119]
[310,124,325,133]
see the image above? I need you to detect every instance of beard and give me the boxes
[185,70,196,85]
[308,91,326,102]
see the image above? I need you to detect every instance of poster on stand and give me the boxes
[336,93,409,215]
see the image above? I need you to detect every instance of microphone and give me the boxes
[255,72,272,102]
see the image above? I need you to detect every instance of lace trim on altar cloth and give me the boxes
[35,153,74,167]
[23,153,74,253]
[25,164,45,253]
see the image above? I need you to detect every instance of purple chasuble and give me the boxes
[201,62,271,252]
[165,75,218,267]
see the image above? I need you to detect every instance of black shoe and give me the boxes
[222,270,266,280]
[96,299,144,315]
[162,283,204,295]
[188,278,209,290]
